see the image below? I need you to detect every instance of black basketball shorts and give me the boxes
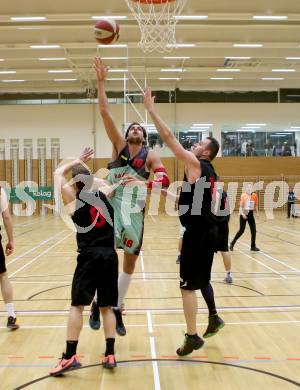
[216,221,229,252]
[71,247,118,307]
[0,235,7,274]
[180,226,216,290]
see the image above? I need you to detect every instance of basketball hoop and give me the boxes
[125,0,187,53]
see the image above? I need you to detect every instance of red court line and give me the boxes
[255,357,272,360]
[224,356,240,360]
[160,356,178,359]
[38,356,55,359]
[8,356,24,359]
[287,358,300,361]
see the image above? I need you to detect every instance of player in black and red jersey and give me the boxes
[50,147,118,376]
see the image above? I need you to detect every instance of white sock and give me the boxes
[117,272,132,308]
[6,303,16,318]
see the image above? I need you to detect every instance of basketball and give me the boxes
[94,19,120,45]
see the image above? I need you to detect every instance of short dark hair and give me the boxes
[71,164,92,192]
[206,137,220,160]
[125,122,147,144]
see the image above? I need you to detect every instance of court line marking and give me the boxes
[267,225,300,236]
[238,240,300,273]
[1,320,299,330]
[9,275,300,285]
[13,359,300,389]
[148,311,161,390]
[234,247,286,279]
[7,230,67,266]
[1,305,299,316]
[9,233,73,277]
[140,251,146,280]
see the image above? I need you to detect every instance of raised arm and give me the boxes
[0,190,14,256]
[54,147,94,207]
[94,57,126,153]
[144,87,199,171]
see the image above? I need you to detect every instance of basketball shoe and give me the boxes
[113,308,126,336]
[224,274,233,284]
[50,354,81,376]
[89,301,101,330]
[102,354,117,369]
[7,316,19,330]
[176,334,204,356]
[203,315,225,338]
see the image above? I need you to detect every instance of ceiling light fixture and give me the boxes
[108,69,128,72]
[173,15,208,20]
[252,15,288,20]
[91,16,127,20]
[54,78,77,81]
[2,79,24,82]
[160,68,185,72]
[39,57,66,61]
[225,57,251,60]
[0,70,16,74]
[210,77,233,80]
[48,69,73,73]
[31,45,61,49]
[10,16,47,21]
[166,44,195,48]
[233,43,263,48]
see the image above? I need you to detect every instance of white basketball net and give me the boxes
[125,0,187,53]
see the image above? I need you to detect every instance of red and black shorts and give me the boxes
[71,247,118,307]
[0,235,7,274]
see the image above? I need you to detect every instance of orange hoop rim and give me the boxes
[131,0,175,4]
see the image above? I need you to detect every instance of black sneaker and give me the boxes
[176,334,204,356]
[229,242,234,251]
[7,316,19,330]
[89,301,101,330]
[176,255,181,264]
[251,246,260,252]
[203,315,225,338]
[113,308,126,336]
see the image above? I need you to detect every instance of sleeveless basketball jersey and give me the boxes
[71,190,114,251]
[108,144,150,180]
[178,159,218,228]
[107,144,149,208]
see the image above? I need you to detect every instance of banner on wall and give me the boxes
[6,187,54,203]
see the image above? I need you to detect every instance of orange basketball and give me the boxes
[94,19,120,45]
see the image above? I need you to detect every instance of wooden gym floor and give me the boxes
[0,212,299,389]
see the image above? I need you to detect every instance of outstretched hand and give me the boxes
[93,57,109,81]
[79,147,94,163]
[143,86,156,112]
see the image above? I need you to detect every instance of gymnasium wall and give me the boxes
[1,102,300,158]
[1,102,300,214]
